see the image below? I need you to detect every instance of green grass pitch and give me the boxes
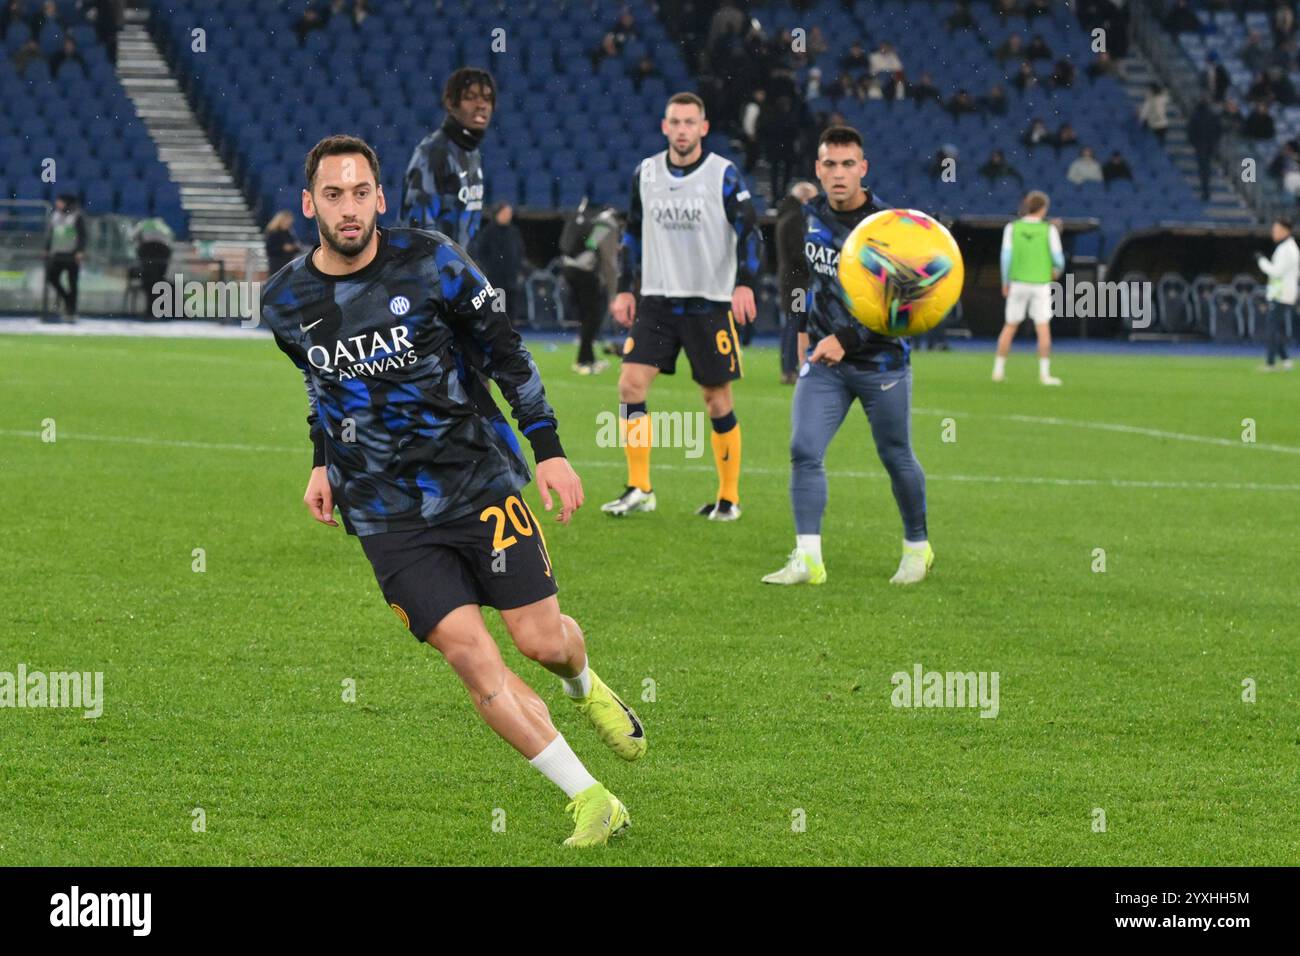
[2,332,1297,865]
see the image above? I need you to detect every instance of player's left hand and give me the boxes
[536,457,584,524]
[810,335,845,366]
[731,285,757,325]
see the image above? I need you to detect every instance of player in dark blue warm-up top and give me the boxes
[263,135,647,849]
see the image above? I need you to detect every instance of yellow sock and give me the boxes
[624,413,652,492]
[711,423,741,503]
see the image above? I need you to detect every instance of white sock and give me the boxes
[797,534,822,564]
[993,355,1006,375]
[529,734,598,798]
[560,664,592,699]
[904,538,928,552]
[1039,357,1051,378]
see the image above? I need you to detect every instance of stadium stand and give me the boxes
[147,0,705,238]
[0,0,187,236]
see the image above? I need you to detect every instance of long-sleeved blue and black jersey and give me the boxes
[398,116,485,247]
[801,190,909,370]
[615,149,763,312]
[261,227,564,537]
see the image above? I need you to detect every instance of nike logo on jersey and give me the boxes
[881,379,900,391]
[300,318,324,332]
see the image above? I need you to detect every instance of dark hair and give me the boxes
[304,134,381,190]
[666,91,706,115]
[1276,217,1293,232]
[443,67,497,109]
[818,125,864,150]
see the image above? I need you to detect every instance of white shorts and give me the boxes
[1005,282,1053,326]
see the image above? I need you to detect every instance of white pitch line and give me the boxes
[4,429,1298,492]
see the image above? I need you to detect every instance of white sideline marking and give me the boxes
[5,429,1298,492]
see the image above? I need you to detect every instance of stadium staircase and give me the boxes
[115,7,260,246]
[1117,45,1254,224]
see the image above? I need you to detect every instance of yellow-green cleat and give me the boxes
[563,782,631,848]
[570,670,647,761]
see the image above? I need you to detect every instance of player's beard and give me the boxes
[319,215,375,258]
[670,139,699,161]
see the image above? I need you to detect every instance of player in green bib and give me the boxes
[993,190,1064,385]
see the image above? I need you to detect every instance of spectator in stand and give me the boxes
[1272,36,1298,73]
[868,41,902,76]
[884,70,907,102]
[322,0,345,24]
[996,34,1024,64]
[1051,58,1075,89]
[29,0,60,35]
[49,37,87,78]
[775,181,818,384]
[1138,83,1170,144]
[983,83,1009,116]
[609,6,637,42]
[264,211,303,276]
[759,94,799,200]
[1087,50,1117,82]
[1026,35,1052,61]
[911,72,941,106]
[807,27,829,64]
[1268,140,1300,196]
[1012,60,1040,92]
[0,1,20,42]
[1221,97,1245,135]
[627,55,659,92]
[740,89,764,171]
[469,202,526,327]
[352,0,371,29]
[1055,123,1079,153]
[589,31,622,70]
[1021,118,1052,148]
[12,38,45,77]
[1102,150,1133,183]
[1240,30,1269,73]
[1275,4,1297,46]
[995,0,1020,20]
[804,66,823,100]
[294,4,324,46]
[1245,100,1276,140]
[979,149,1024,185]
[1272,67,1298,106]
[88,0,120,64]
[1025,0,1051,19]
[928,144,959,180]
[946,1,975,32]
[1163,0,1202,35]
[1187,97,1222,202]
[839,40,870,73]
[1202,52,1229,103]
[945,88,980,118]
[1246,71,1274,104]
[44,193,85,324]
[1067,146,1104,184]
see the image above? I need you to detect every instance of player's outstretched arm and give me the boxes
[534,457,584,524]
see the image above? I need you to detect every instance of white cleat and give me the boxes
[698,499,742,521]
[1040,375,1062,386]
[992,368,1006,382]
[761,548,826,585]
[601,486,656,516]
[890,542,935,585]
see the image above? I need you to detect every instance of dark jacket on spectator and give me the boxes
[774,193,810,307]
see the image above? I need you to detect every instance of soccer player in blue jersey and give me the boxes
[761,126,933,586]
[263,135,646,848]
[399,67,493,246]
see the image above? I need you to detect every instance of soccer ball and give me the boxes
[838,209,965,337]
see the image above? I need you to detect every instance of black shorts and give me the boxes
[358,493,558,641]
[621,297,742,386]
